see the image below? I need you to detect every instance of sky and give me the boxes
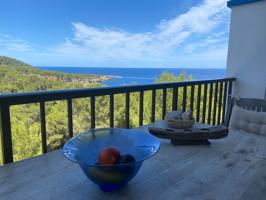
[0,0,231,68]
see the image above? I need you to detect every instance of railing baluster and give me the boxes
[172,87,178,111]
[67,99,73,138]
[190,85,194,111]
[218,82,223,125]
[222,81,228,123]
[202,84,208,123]
[139,91,144,126]
[182,86,187,112]
[126,92,130,128]
[196,85,201,122]
[40,102,47,154]
[0,104,13,164]
[228,80,233,98]
[212,83,219,125]
[109,94,114,128]
[162,88,167,119]
[207,83,213,124]
[225,80,233,126]
[151,89,156,123]
[90,96,95,129]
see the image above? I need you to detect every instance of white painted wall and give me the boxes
[227,1,266,99]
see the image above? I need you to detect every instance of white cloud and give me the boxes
[0,33,33,52]
[52,0,230,67]
[0,0,230,67]
[184,34,229,52]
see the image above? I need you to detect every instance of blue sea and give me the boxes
[37,67,226,87]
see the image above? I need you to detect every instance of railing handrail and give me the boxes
[0,77,236,106]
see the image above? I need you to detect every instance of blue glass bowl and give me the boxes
[63,128,160,192]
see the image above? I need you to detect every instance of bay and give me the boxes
[37,67,226,87]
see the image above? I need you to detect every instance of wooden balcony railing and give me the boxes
[0,78,236,164]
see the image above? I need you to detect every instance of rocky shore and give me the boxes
[70,75,113,84]
[75,75,112,84]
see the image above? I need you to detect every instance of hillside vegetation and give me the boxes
[0,56,110,93]
[0,56,194,165]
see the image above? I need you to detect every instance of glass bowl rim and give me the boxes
[63,128,160,167]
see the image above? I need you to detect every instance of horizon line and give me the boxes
[36,66,226,69]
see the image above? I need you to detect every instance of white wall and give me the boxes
[227,1,266,99]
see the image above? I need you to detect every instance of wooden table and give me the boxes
[1,121,266,200]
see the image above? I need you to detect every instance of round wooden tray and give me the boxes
[148,121,228,145]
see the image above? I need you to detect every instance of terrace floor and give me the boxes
[1,120,266,200]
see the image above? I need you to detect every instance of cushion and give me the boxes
[229,105,266,136]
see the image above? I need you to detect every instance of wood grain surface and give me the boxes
[1,121,266,200]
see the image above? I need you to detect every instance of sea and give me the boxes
[37,67,226,87]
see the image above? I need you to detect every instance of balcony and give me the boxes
[1,76,266,200]
[1,0,266,199]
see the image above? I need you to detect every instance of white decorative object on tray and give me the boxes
[166,110,195,129]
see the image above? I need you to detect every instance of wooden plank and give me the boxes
[67,99,73,138]
[240,159,266,200]
[162,89,167,119]
[151,89,156,123]
[126,92,130,128]
[165,140,266,200]
[139,91,144,126]
[109,94,114,128]
[90,96,95,129]
[40,102,47,154]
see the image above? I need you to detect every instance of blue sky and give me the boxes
[0,0,230,68]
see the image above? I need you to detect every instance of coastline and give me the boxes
[83,75,113,84]
[56,74,113,85]
[37,66,226,87]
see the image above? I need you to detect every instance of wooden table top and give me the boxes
[1,120,266,200]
